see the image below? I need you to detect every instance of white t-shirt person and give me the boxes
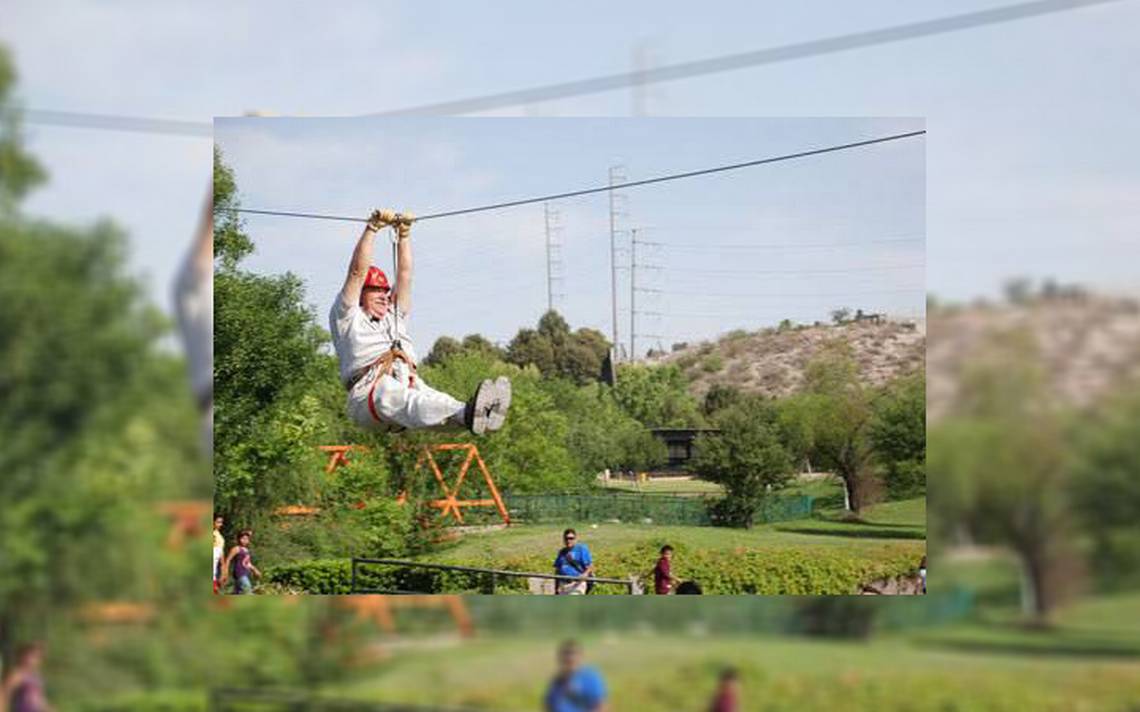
[329,210,510,434]
[329,293,464,430]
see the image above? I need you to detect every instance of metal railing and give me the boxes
[351,557,640,595]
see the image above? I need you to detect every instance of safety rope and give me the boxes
[390,224,401,348]
[223,130,925,225]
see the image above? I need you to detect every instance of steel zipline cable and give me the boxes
[22,0,1119,136]
[221,129,925,225]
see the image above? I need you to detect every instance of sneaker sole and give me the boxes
[487,376,512,432]
[470,379,495,435]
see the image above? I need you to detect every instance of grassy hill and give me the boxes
[650,318,925,400]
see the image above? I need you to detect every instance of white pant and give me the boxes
[213,546,222,581]
[347,367,465,431]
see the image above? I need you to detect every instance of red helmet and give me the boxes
[363,266,390,291]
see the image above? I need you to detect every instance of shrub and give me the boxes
[701,354,725,373]
[76,690,206,712]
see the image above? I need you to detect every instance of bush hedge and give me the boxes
[267,540,921,595]
[76,690,205,712]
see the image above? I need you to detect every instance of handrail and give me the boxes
[352,557,638,594]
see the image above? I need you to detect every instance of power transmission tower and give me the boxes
[631,228,664,361]
[543,202,564,313]
[608,165,629,361]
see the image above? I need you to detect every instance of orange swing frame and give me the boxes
[318,443,511,526]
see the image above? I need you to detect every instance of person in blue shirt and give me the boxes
[544,640,608,712]
[553,528,594,595]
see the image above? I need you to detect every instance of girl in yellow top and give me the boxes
[212,515,225,594]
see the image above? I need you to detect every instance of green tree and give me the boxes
[613,363,704,428]
[212,149,329,524]
[560,338,603,385]
[799,342,880,513]
[777,395,818,474]
[212,145,253,269]
[692,399,793,527]
[0,49,201,670]
[870,372,926,499]
[1071,389,1140,590]
[419,352,581,493]
[703,383,743,416]
[536,309,571,343]
[545,380,667,476]
[460,333,505,361]
[929,329,1083,623]
[506,313,611,384]
[0,47,45,213]
[506,327,556,375]
[424,335,462,365]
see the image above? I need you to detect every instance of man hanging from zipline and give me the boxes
[330,209,511,434]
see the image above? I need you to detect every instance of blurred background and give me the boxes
[2,1,1139,709]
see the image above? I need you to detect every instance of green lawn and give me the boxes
[782,475,847,504]
[598,477,725,495]
[398,498,926,594]
[430,508,921,562]
[433,499,925,562]
[325,628,1140,711]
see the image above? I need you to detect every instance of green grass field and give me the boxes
[598,477,726,495]
[436,496,925,559]
[391,497,927,594]
[323,595,1140,711]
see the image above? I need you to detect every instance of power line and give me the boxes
[367,0,1115,116]
[659,237,924,251]
[663,263,924,277]
[23,109,212,137]
[22,0,1116,136]
[680,287,924,299]
[224,130,925,225]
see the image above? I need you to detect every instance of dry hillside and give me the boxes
[926,293,1140,422]
[650,318,925,400]
[647,291,1140,415]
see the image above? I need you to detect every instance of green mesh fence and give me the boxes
[504,492,812,526]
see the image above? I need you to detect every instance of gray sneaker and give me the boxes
[466,379,496,435]
[486,376,512,432]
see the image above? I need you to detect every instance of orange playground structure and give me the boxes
[312,443,510,526]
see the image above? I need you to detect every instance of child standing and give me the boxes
[653,545,681,595]
[1,642,53,712]
[221,530,261,594]
[212,515,225,594]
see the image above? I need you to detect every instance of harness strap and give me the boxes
[364,346,417,423]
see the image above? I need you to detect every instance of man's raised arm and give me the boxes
[340,209,395,307]
[394,212,414,315]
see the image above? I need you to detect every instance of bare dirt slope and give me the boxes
[650,319,925,400]
[926,294,1140,422]
[647,292,1140,414]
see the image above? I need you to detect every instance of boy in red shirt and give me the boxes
[708,667,740,712]
[653,545,681,595]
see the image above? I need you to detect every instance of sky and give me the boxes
[216,117,925,354]
[2,0,1137,345]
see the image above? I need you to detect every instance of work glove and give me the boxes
[395,211,415,241]
[367,209,397,232]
